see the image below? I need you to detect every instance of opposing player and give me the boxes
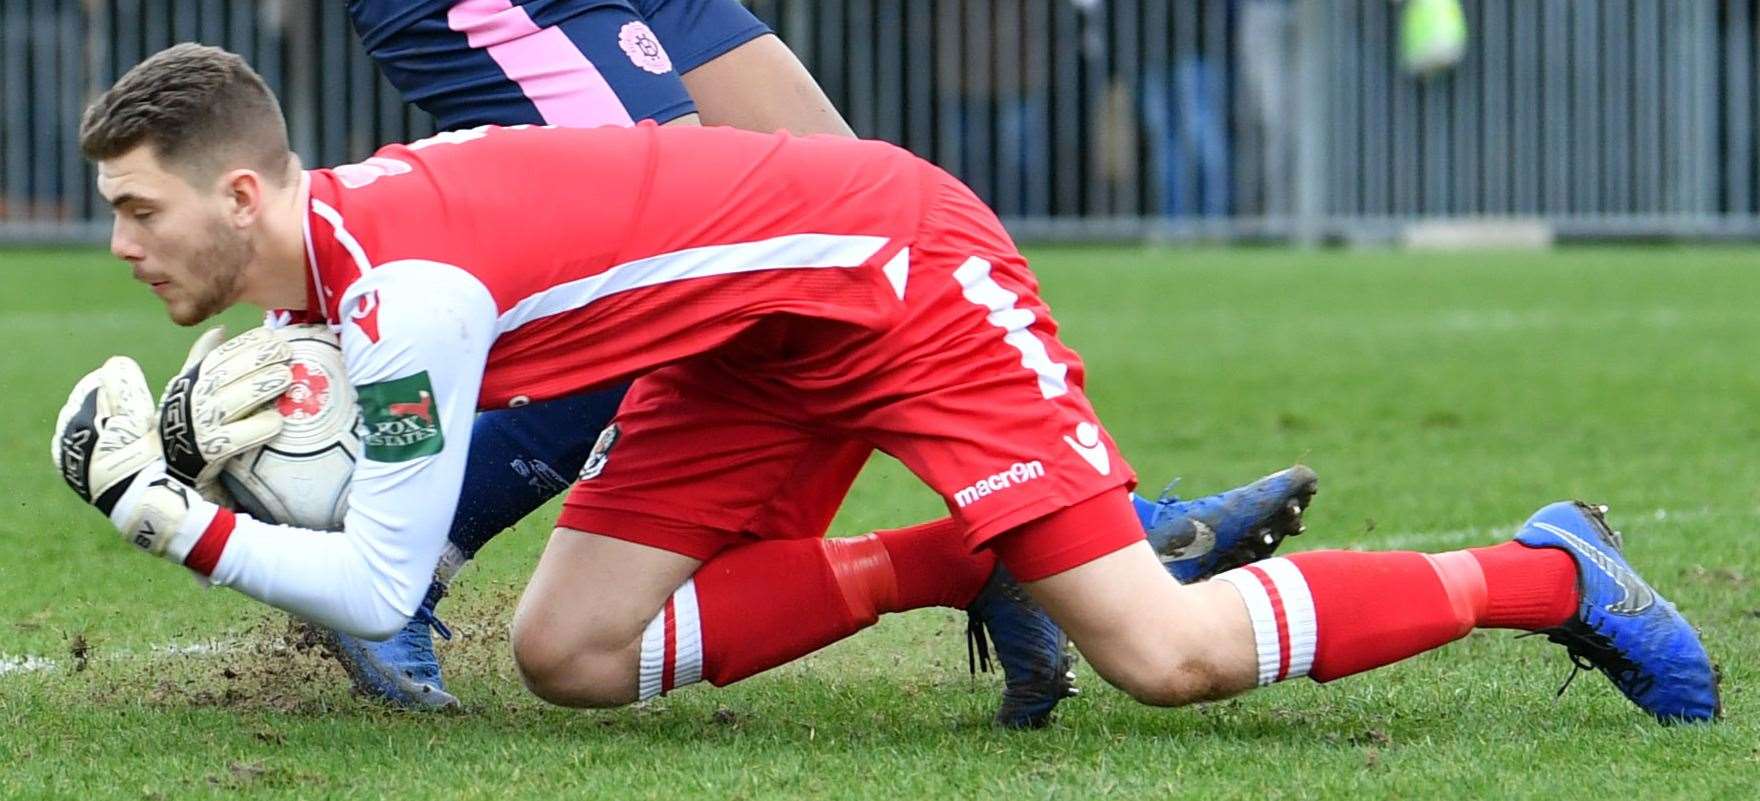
[58,46,1719,727]
[330,0,1321,721]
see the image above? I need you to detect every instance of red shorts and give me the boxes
[558,171,1137,560]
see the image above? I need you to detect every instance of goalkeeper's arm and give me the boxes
[197,270,494,638]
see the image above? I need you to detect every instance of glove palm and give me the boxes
[159,326,294,495]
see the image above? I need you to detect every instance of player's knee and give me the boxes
[509,624,638,709]
[1108,654,1235,707]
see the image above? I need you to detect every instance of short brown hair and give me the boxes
[80,43,291,182]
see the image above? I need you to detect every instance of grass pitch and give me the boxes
[1,246,1756,800]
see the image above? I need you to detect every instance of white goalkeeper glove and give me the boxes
[158,326,294,498]
[54,356,232,562]
[52,356,162,518]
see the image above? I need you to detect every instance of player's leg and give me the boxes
[999,493,1721,722]
[859,168,1718,723]
[510,357,1070,721]
[509,363,1007,709]
[510,527,703,705]
[513,516,999,708]
[449,389,631,559]
[994,494,1259,703]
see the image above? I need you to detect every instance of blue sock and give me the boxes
[449,386,630,558]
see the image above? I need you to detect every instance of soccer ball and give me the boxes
[217,324,359,530]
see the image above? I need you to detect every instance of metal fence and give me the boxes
[3,0,1758,244]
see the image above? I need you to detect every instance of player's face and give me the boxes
[97,146,251,326]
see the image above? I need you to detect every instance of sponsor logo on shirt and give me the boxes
[954,460,1045,508]
[356,372,444,462]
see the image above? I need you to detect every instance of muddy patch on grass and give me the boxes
[153,581,524,713]
[16,577,529,714]
[130,616,349,713]
[67,633,89,672]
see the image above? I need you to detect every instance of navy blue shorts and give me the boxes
[348,0,772,130]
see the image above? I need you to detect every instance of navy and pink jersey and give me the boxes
[349,0,770,129]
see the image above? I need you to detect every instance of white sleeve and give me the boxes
[204,261,496,639]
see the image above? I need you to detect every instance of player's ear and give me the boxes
[218,168,265,227]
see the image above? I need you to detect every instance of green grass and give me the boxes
[2,246,1756,800]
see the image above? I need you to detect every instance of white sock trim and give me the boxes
[671,579,703,688]
[636,578,703,700]
[1253,557,1318,679]
[638,604,666,701]
[1215,557,1319,685]
[1215,569,1282,686]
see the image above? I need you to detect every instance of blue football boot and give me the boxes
[319,576,461,710]
[1513,501,1722,724]
[966,566,1078,729]
[1144,465,1319,583]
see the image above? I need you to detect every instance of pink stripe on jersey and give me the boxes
[446,0,635,128]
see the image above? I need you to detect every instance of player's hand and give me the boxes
[158,326,294,493]
[51,356,163,519]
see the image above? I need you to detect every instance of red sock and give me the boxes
[1214,543,1579,685]
[1467,541,1579,630]
[874,517,995,610]
[637,519,992,696]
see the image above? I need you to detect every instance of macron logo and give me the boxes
[955,461,1046,508]
[1063,422,1111,476]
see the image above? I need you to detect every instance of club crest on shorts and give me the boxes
[579,424,621,481]
[356,372,444,462]
[618,21,672,75]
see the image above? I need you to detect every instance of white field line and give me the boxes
[0,638,245,678]
[1350,506,1732,552]
[0,655,58,676]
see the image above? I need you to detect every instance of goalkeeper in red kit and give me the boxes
[55,45,1718,726]
[330,0,1318,724]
